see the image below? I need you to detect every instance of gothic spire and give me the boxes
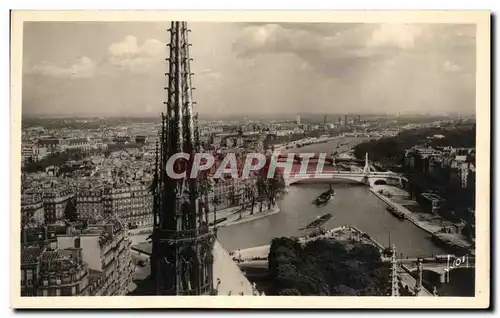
[164,22,198,156]
[151,21,215,296]
[181,22,195,154]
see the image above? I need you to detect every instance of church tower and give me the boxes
[150,21,216,295]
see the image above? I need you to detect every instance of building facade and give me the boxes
[21,247,90,296]
[59,137,92,153]
[42,188,75,224]
[21,224,68,249]
[208,178,256,211]
[21,194,45,228]
[77,189,104,220]
[102,185,153,228]
[75,185,153,228]
[22,145,48,164]
[56,217,134,296]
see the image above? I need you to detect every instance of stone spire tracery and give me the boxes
[150,21,216,296]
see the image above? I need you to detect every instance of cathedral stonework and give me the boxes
[150,21,216,296]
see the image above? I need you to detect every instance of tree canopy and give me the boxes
[352,126,476,216]
[353,126,475,169]
[267,237,390,296]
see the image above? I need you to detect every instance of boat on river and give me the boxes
[315,185,334,206]
[299,213,334,231]
[386,206,405,220]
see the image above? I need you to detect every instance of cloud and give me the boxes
[234,23,425,59]
[198,68,222,80]
[107,35,164,72]
[233,23,404,83]
[29,56,95,78]
[443,60,462,72]
[25,35,166,78]
[21,22,477,117]
[367,24,423,49]
[234,24,319,58]
[233,23,475,78]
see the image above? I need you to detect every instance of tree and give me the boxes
[256,167,285,211]
[64,198,78,221]
[349,243,382,267]
[228,187,237,206]
[245,183,258,215]
[331,285,357,296]
[353,126,476,218]
[279,288,301,296]
[461,222,474,241]
[267,237,388,296]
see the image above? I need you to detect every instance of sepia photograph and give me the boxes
[10,11,490,309]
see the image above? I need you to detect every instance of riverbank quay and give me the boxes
[276,133,382,153]
[209,204,282,228]
[274,134,347,152]
[218,205,280,228]
[233,225,386,261]
[370,184,472,253]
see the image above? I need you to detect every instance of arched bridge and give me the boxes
[276,153,336,165]
[274,153,406,186]
[285,170,404,186]
[400,257,475,284]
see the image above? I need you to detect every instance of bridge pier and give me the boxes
[440,272,448,284]
[361,176,370,186]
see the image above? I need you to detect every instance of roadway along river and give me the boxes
[217,137,449,258]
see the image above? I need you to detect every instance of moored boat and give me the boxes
[386,206,405,220]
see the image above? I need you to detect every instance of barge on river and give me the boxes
[299,213,334,231]
[315,185,334,206]
[386,206,405,220]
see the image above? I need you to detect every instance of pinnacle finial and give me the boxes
[164,21,198,155]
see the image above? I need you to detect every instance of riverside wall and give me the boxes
[369,187,435,235]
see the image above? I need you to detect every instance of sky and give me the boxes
[21,22,476,117]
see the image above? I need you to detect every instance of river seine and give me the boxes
[216,137,476,296]
[218,183,447,258]
[218,137,448,258]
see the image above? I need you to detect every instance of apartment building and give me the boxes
[418,192,444,215]
[22,145,48,164]
[56,217,134,296]
[59,137,92,153]
[42,188,75,224]
[102,185,153,228]
[73,184,153,228]
[21,247,90,296]
[77,189,104,220]
[21,224,68,249]
[21,194,45,228]
[208,178,257,211]
[36,137,59,152]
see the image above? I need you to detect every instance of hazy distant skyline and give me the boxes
[22,22,476,117]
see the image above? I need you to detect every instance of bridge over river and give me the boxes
[277,153,407,187]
